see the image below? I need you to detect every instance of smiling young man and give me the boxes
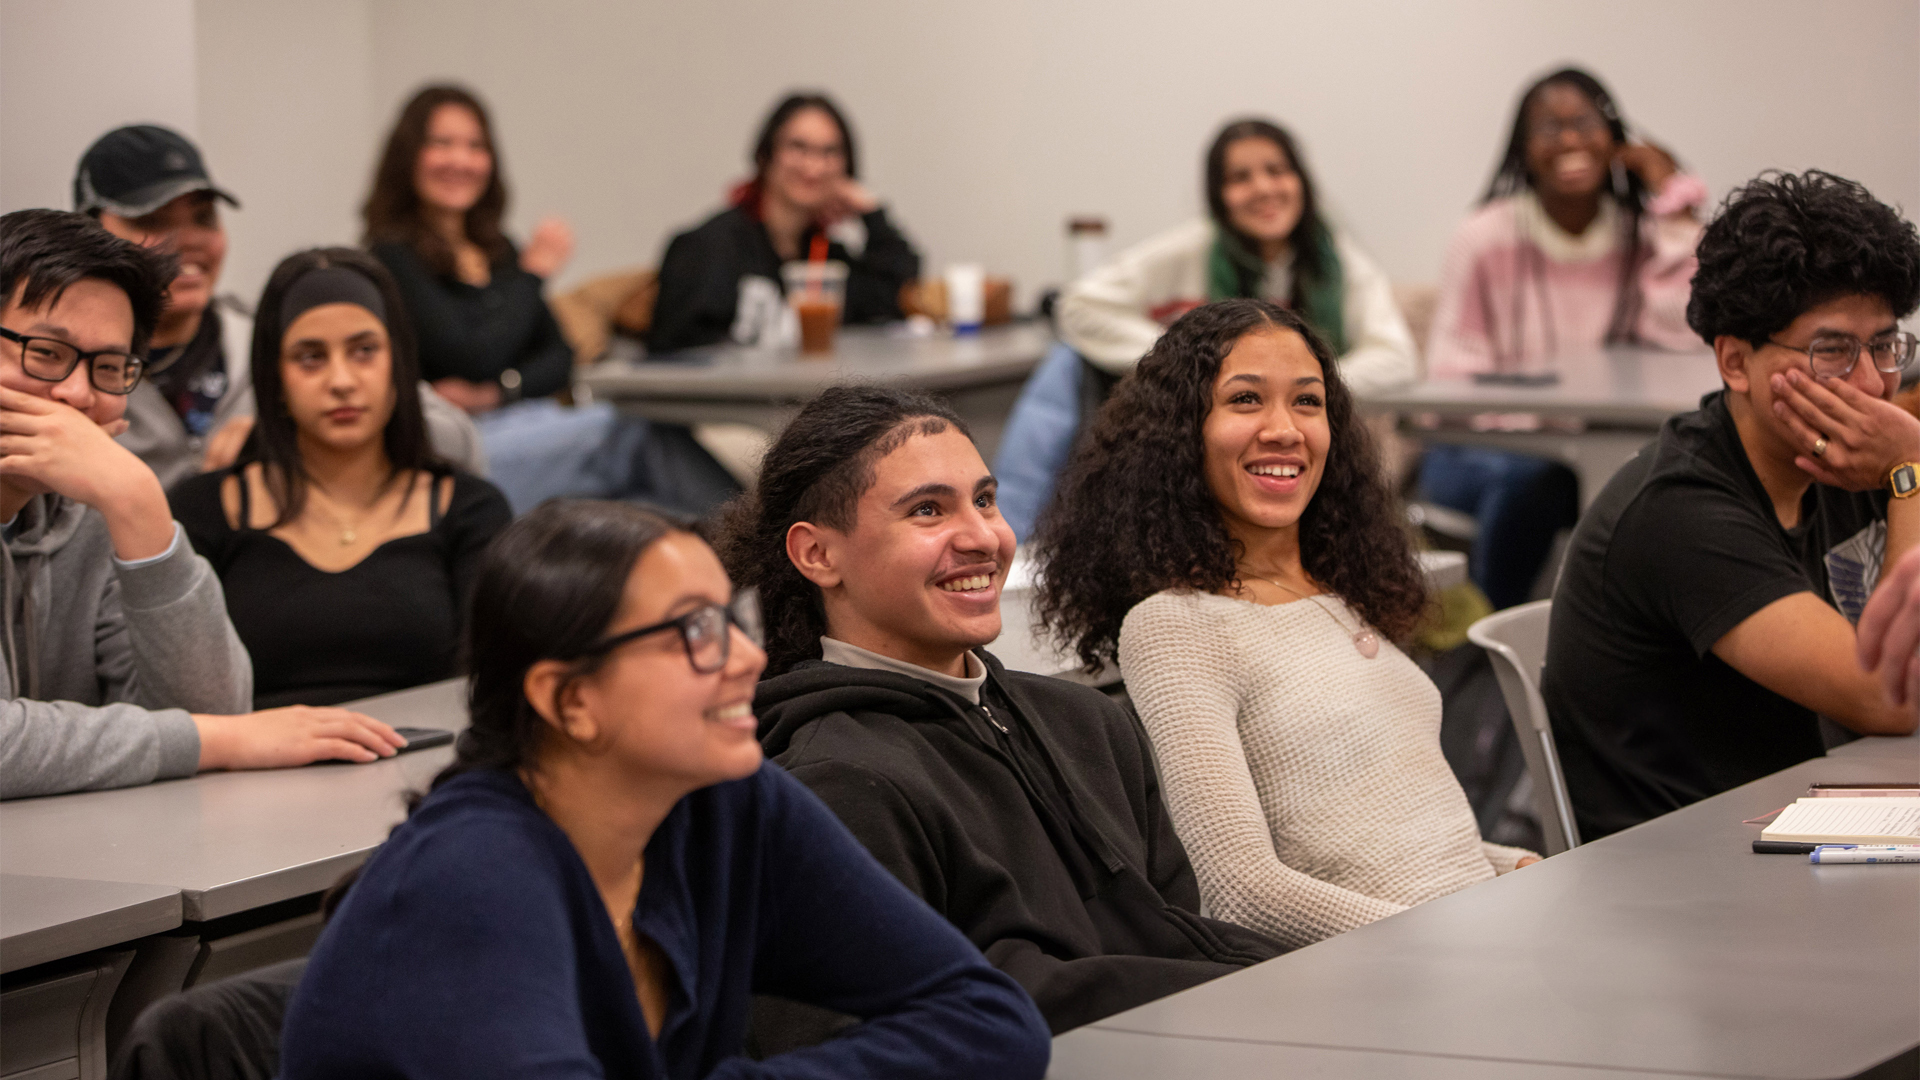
[74,125,258,488]
[719,386,1281,1035]
[0,209,406,800]
[1542,171,1920,840]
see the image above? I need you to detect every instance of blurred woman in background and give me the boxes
[996,117,1416,541]
[1419,67,1705,608]
[647,92,922,353]
[366,84,736,515]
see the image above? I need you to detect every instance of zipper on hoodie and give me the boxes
[979,702,1010,735]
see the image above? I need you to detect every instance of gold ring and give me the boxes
[1812,436,1829,458]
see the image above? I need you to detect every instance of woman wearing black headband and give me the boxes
[168,248,512,708]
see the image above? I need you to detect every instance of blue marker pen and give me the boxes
[1809,845,1920,864]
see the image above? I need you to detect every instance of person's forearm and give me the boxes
[97,468,175,561]
[2,700,200,798]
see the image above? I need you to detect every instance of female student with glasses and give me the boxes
[278,499,1049,1079]
[1419,67,1709,610]
[647,92,922,354]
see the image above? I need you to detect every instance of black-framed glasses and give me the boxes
[574,589,763,674]
[0,326,146,395]
[1766,330,1918,380]
[1528,114,1610,142]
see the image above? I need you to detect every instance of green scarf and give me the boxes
[1206,217,1348,355]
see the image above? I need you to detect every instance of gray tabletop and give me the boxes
[0,875,181,974]
[578,323,1051,460]
[0,679,466,923]
[1368,347,1724,427]
[1828,732,1919,762]
[580,322,1052,402]
[1048,1027,1717,1080]
[1055,752,1920,1079]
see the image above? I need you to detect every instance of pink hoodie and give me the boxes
[1427,176,1707,378]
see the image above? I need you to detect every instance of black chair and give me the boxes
[109,959,306,1080]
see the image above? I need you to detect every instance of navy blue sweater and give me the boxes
[279,763,1049,1079]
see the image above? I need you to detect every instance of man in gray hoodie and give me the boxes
[1,209,407,800]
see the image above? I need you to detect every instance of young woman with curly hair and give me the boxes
[1034,298,1537,949]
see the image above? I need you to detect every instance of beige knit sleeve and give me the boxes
[1119,595,1407,950]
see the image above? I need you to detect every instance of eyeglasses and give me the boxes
[1765,331,1917,380]
[574,590,763,674]
[0,326,146,395]
[1528,114,1609,142]
[776,137,845,163]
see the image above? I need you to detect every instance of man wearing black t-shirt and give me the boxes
[1543,171,1920,841]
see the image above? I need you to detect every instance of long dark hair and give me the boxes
[245,247,430,526]
[423,501,688,799]
[1204,119,1337,315]
[1034,299,1427,670]
[730,92,860,212]
[713,386,964,677]
[1482,67,1650,347]
[361,85,513,277]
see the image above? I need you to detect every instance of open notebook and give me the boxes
[1761,798,1920,845]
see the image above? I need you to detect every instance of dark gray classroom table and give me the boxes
[1369,346,1725,508]
[576,322,1052,460]
[1048,750,1920,1080]
[1829,731,1920,763]
[0,877,180,976]
[0,679,466,924]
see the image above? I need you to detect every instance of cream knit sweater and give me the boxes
[1118,589,1534,949]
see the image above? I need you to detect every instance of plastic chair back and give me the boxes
[1467,600,1581,854]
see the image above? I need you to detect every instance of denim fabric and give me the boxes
[993,341,1088,542]
[474,399,643,515]
[1418,445,1579,610]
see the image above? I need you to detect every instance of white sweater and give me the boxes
[1118,589,1534,949]
[1056,219,1418,396]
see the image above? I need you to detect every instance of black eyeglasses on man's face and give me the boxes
[1766,330,1918,381]
[0,326,146,395]
[574,590,763,674]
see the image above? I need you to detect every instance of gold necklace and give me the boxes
[1238,569,1380,659]
[310,488,372,546]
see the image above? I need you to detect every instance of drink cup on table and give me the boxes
[944,263,985,335]
[782,260,848,354]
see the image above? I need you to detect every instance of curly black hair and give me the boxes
[1032,299,1427,670]
[1687,170,1920,346]
[712,385,966,677]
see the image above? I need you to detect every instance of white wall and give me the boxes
[0,0,198,212]
[5,0,1919,312]
[194,0,375,306]
[359,0,1920,307]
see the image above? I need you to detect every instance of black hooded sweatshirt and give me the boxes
[755,649,1284,1033]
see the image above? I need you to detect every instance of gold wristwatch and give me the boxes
[1891,462,1920,498]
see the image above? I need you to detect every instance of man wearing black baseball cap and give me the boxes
[74,124,484,486]
[75,124,252,489]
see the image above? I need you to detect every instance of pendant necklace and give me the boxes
[314,490,367,547]
[1238,570,1380,659]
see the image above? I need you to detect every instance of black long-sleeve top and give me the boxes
[169,467,512,708]
[755,650,1285,1034]
[372,241,574,399]
[646,206,920,354]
